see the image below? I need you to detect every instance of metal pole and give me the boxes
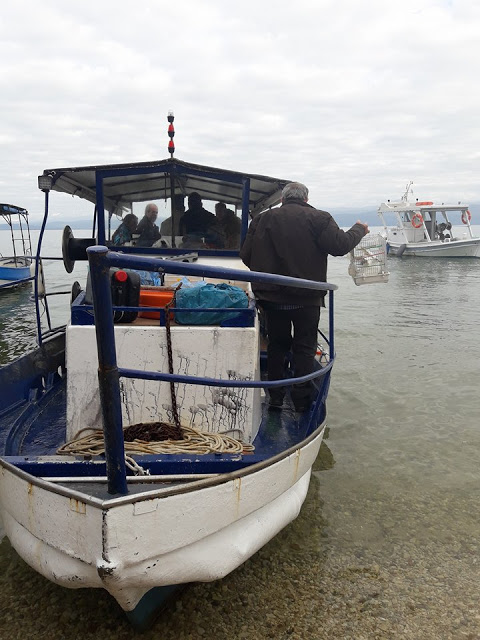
[87,245,128,495]
[7,215,16,263]
[95,174,106,245]
[241,178,251,242]
[170,169,176,248]
[328,289,335,362]
[35,191,51,346]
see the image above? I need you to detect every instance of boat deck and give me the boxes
[0,375,325,501]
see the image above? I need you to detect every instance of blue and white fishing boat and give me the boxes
[0,118,337,630]
[0,203,33,289]
[378,182,480,258]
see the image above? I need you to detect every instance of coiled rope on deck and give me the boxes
[57,424,254,457]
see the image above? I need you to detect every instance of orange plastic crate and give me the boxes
[139,288,175,320]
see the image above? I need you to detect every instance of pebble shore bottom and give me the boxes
[1,446,479,640]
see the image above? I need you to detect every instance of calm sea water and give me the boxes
[1,228,479,638]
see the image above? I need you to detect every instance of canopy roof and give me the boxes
[1,203,28,217]
[378,201,469,213]
[40,158,291,217]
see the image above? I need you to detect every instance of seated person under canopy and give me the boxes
[215,202,242,249]
[136,203,161,247]
[111,213,138,246]
[179,192,222,248]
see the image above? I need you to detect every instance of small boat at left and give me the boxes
[0,203,33,290]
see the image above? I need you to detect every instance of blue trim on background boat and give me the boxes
[0,265,31,280]
[1,203,28,215]
[0,275,33,289]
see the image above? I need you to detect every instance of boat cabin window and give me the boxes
[110,197,242,252]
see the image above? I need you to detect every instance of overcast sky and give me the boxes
[1,0,479,221]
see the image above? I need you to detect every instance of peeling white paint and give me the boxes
[66,324,261,442]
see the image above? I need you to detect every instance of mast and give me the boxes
[168,111,176,247]
[402,181,413,203]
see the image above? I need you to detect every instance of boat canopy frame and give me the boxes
[34,158,292,344]
[39,157,291,245]
[0,203,34,290]
[0,203,32,264]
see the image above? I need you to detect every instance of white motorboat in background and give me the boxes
[378,182,480,258]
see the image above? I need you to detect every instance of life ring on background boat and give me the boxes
[411,213,424,228]
[416,201,433,206]
[461,210,472,225]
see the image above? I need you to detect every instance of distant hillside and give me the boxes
[1,212,381,229]
[0,216,171,231]
[0,220,94,231]
[329,209,379,227]
[2,203,479,231]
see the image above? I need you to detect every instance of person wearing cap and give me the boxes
[240,181,369,413]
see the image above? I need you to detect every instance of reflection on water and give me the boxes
[0,229,89,365]
[315,432,335,471]
[0,234,480,637]
[0,284,36,365]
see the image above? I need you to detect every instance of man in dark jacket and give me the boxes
[240,181,368,412]
[179,192,221,247]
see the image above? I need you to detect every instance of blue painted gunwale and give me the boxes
[1,350,330,478]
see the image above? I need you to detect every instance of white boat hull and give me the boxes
[388,238,480,258]
[0,424,324,611]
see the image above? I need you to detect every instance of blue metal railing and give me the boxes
[87,246,337,495]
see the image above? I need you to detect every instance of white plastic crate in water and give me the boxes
[348,234,389,286]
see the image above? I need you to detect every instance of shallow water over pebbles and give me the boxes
[1,232,479,639]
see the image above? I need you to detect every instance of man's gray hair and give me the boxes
[145,203,157,215]
[281,182,309,202]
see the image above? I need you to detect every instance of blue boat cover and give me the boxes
[175,282,248,325]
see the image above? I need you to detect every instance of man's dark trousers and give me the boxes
[262,304,320,408]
